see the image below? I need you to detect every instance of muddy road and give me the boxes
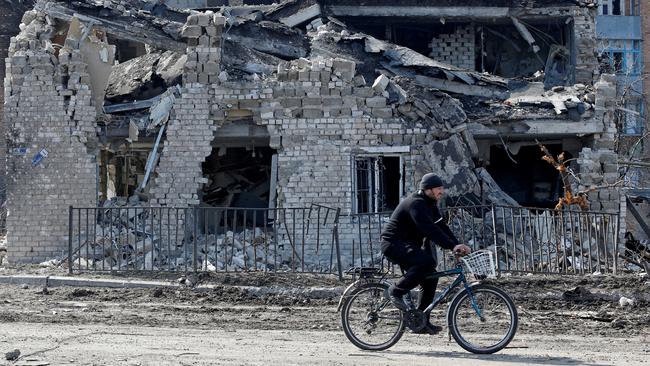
[0,272,648,365]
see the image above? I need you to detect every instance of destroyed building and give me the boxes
[0,0,636,269]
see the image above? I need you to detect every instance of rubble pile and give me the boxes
[353,205,619,274]
[623,232,650,272]
[464,207,616,273]
[69,197,335,272]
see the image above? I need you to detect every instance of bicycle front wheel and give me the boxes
[341,282,405,351]
[447,284,518,354]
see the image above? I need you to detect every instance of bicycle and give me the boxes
[337,250,518,354]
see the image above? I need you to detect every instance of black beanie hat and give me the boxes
[419,173,444,190]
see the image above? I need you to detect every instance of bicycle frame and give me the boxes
[420,266,482,319]
[338,264,483,319]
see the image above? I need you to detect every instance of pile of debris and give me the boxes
[450,206,618,273]
[68,197,335,272]
[622,232,650,272]
[350,204,619,275]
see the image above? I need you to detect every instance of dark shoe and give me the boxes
[412,322,442,335]
[387,285,409,312]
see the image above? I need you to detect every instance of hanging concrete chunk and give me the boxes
[104,51,185,103]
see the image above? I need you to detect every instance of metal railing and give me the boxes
[345,204,621,275]
[68,204,343,278]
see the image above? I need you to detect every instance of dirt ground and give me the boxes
[0,270,649,365]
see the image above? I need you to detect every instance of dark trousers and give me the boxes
[381,239,439,312]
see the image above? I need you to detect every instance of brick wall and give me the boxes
[428,25,475,70]
[579,74,620,212]
[0,4,27,198]
[2,6,614,264]
[4,13,97,263]
[573,7,599,84]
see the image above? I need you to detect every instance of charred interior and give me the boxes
[201,120,274,209]
[488,144,564,207]
[201,146,274,209]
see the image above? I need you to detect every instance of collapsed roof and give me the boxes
[30,0,596,126]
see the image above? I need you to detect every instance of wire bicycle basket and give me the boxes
[460,250,496,278]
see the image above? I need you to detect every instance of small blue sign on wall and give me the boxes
[31,148,49,167]
[11,147,27,156]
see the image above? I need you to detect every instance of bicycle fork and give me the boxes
[463,281,485,321]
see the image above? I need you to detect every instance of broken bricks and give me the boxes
[182,12,225,85]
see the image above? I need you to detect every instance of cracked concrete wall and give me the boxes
[4,12,97,263]
[421,134,478,197]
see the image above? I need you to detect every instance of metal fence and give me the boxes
[345,204,621,275]
[69,203,621,277]
[68,204,343,278]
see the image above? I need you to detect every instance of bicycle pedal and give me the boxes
[404,310,426,332]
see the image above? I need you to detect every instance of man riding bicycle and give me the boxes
[380,173,471,335]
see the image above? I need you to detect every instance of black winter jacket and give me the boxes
[381,191,459,251]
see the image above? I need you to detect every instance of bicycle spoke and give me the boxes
[342,284,405,350]
[450,286,517,353]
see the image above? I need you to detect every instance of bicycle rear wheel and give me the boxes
[340,282,405,351]
[447,284,518,354]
